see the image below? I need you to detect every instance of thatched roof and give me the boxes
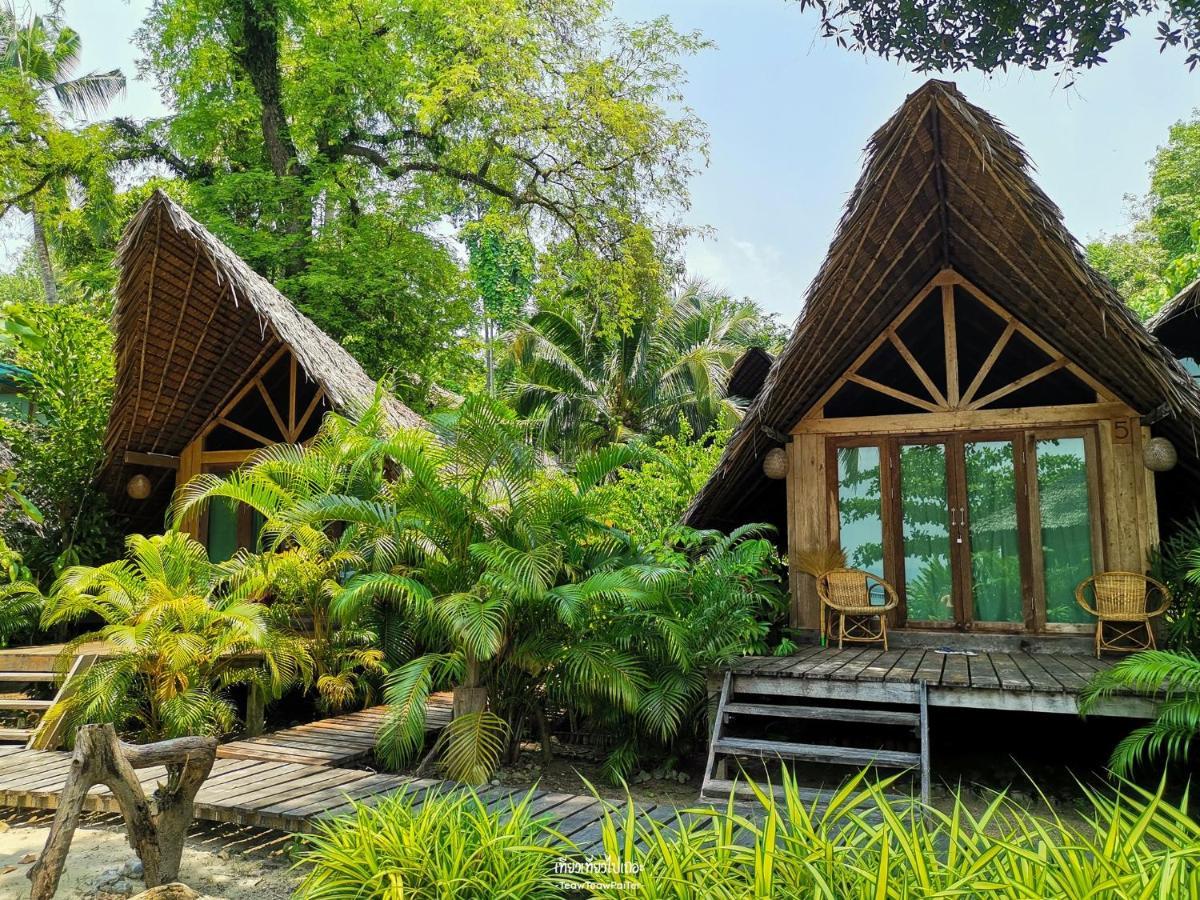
[687,80,1200,532]
[1147,276,1200,360]
[727,346,774,403]
[100,190,423,526]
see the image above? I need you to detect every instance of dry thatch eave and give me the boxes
[686,79,1200,533]
[100,190,424,527]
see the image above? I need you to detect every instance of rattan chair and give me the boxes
[817,568,900,650]
[1075,572,1171,658]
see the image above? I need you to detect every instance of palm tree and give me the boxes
[0,1,125,303]
[1081,649,1200,776]
[507,279,759,457]
[40,531,309,740]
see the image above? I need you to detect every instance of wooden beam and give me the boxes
[216,417,277,448]
[888,331,948,408]
[123,451,180,470]
[293,386,326,439]
[200,449,259,466]
[256,380,288,441]
[967,359,1067,410]
[792,401,1136,436]
[288,353,298,437]
[845,374,942,413]
[195,344,289,444]
[960,320,1015,407]
[942,283,959,406]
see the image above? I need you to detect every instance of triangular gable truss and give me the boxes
[805,269,1119,423]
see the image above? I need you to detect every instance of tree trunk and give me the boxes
[453,657,488,717]
[28,725,217,900]
[29,200,58,304]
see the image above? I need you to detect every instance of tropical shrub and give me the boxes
[173,400,403,715]
[0,299,117,575]
[294,788,568,900]
[592,422,726,546]
[1148,514,1200,652]
[577,524,785,781]
[40,532,309,741]
[1082,649,1200,776]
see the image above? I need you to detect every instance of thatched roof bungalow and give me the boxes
[100,190,422,547]
[687,80,1200,636]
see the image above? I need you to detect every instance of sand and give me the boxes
[0,811,301,900]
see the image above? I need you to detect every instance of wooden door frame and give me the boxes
[826,423,1105,635]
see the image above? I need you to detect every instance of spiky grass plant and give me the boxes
[294,788,570,899]
[587,769,1200,899]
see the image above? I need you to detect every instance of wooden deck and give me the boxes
[217,693,454,766]
[0,746,666,853]
[727,647,1153,717]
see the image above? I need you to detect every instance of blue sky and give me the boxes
[8,0,1200,323]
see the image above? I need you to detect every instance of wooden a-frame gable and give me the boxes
[796,269,1135,436]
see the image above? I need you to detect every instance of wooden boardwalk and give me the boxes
[217,693,454,767]
[0,746,666,853]
[728,647,1152,717]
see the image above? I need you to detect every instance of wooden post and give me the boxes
[28,725,217,900]
[245,684,265,738]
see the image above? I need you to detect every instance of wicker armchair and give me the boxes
[1075,572,1171,658]
[817,568,900,650]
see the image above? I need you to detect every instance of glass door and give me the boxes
[962,439,1026,627]
[898,442,955,624]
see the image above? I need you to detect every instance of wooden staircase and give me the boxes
[701,671,930,805]
[0,647,100,749]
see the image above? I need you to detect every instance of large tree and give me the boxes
[1088,110,1200,319]
[0,1,125,304]
[789,0,1200,73]
[102,0,707,401]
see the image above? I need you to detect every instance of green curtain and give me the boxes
[899,443,953,622]
[837,445,884,577]
[966,440,1023,623]
[1038,438,1094,624]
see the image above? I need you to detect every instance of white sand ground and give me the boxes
[0,812,301,900]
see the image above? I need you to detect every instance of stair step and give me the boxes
[0,699,52,711]
[723,701,919,726]
[713,737,921,769]
[0,727,35,742]
[0,672,56,682]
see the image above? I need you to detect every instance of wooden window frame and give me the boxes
[826,423,1104,635]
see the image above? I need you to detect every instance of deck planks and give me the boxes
[729,648,1149,717]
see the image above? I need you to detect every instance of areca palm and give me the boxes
[0,1,125,303]
[508,279,758,457]
[40,531,309,740]
[172,399,396,713]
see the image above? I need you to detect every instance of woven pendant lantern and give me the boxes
[763,447,788,480]
[126,474,152,500]
[1143,436,1177,473]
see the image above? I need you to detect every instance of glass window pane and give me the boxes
[900,443,953,622]
[837,446,884,577]
[1037,437,1094,624]
[966,440,1023,623]
[207,498,239,564]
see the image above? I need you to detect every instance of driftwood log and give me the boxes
[28,724,217,900]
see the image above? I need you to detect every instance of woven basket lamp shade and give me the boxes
[126,474,152,500]
[763,447,788,480]
[1143,436,1177,473]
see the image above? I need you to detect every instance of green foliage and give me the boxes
[589,769,1200,898]
[1089,111,1200,320]
[293,770,1200,898]
[0,299,117,575]
[790,0,1200,73]
[509,280,765,459]
[1147,515,1200,652]
[1083,649,1200,776]
[294,787,568,899]
[40,532,311,741]
[593,423,726,545]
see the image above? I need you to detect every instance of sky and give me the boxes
[6,0,1200,325]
